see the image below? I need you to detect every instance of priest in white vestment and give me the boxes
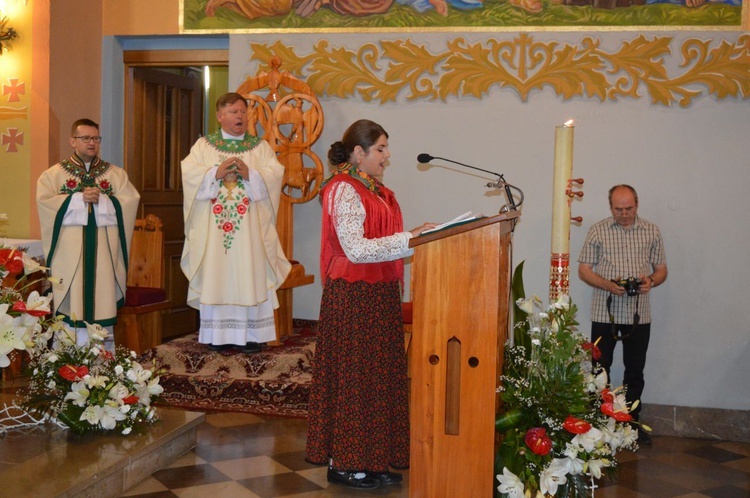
[181,93,291,352]
[37,119,140,349]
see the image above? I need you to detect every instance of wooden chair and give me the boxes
[114,214,171,354]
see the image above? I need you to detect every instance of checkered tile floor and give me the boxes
[120,409,750,498]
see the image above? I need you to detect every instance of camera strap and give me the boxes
[607,293,640,341]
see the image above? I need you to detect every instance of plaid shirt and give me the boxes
[578,216,666,324]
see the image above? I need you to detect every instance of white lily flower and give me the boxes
[497,467,525,498]
[146,377,164,396]
[84,374,109,389]
[585,458,609,479]
[0,347,18,369]
[593,369,608,390]
[126,362,152,383]
[64,381,90,407]
[560,454,585,475]
[99,402,127,430]
[80,405,103,426]
[554,294,571,310]
[85,322,109,342]
[108,382,129,403]
[21,251,47,274]
[516,298,535,315]
[136,377,163,406]
[572,427,604,453]
[0,305,27,367]
[621,423,638,447]
[540,459,569,495]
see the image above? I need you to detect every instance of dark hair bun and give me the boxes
[328,141,349,166]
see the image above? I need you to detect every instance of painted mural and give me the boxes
[181,0,745,31]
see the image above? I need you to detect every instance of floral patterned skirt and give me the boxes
[305,278,409,472]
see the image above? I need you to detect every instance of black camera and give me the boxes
[614,277,641,296]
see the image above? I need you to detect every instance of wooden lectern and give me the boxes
[409,212,519,498]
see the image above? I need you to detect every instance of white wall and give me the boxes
[229,32,750,412]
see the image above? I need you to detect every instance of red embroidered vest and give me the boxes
[320,174,405,284]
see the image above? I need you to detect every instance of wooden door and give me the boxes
[124,64,204,341]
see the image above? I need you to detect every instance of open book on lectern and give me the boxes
[421,211,484,235]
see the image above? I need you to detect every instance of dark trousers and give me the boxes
[591,321,651,420]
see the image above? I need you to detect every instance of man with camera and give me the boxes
[578,184,667,446]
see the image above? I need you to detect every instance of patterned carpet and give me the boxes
[139,321,316,418]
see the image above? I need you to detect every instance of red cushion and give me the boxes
[125,286,167,306]
[402,301,413,324]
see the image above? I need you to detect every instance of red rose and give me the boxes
[58,365,89,382]
[99,180,110,190]
[100,350,114,361]
[122,395,139,405]
[237,204,247,215]
[600,402,633,422]
[524,427,553,456]
[11,301,26,312]
[222,222,234,232]
[242,197,250,205]
[213,204,223,214]
[563,415,592,434]
[66,179,78,189]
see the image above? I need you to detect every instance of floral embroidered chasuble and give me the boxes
[180,132,291,344]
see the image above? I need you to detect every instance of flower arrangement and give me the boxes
[495,266,641,498]
[1,243,163,436]
[0,246,54,368]
[21,323,164,435]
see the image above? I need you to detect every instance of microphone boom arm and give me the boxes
[419,153,524,211]
[428,155,504,182]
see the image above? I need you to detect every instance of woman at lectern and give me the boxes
[305,119,435,490]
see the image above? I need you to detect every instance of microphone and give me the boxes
[417,153,503,180]
[417,152,524,211]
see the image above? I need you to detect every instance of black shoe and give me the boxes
[207,344,231,351]
[368,471,402,485]
[637,429,652,445]
[243,342,262,353]
[327,468,380,489]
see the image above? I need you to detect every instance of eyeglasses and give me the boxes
[73,136,103,143]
